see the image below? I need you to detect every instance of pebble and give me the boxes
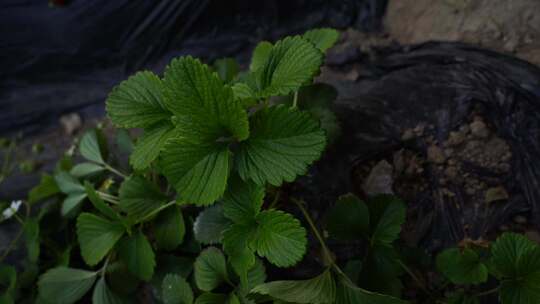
[513,215,528,225]
[401,129,415,141]
[59,112,82,135]
[485,186,509,203]
[447,131,465,146]
[413,125,425,136]
[427,145,446,164]
[470,120,490,138]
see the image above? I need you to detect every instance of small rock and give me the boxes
[485,186,509,203]
[444,166,458,179]
[470,120,490,138]
[447,131,465,146]
[459,125,470,134]
[525,230,540,244]
[401,129,415,141]
[447,158,457,166]
[513,215,528,225]
[413,124,425,136]
[363,160,394,196]
[427,145,446,164]
[60,112,82,135]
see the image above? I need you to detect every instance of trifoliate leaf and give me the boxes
[231,82,257,107]
[335,275,409,304]
[251,210,307,267]
[235,105,326,186]
[251,269,335,304]
[436,248,488,285]
[161,138,231,205]
[250,41,273,72]
[194,247,230,291]
[162,274,194,304]
[28,174,60,204]
[38,267,97,304]
[55,171,85,194]
[222,175,265,223]
[162,56,249,141]
[106,71,172,128]
[79,129,106,164]
[214,58,240,83]
[302,28,339,53]
[326,193,369,240]
[119,175,168,222]
[84,182,118,221]
[117,230,156,281]
[129,122,175,170]
[70,162,105,178]
[61,192,87,217]
[222,222,256,283]
[92,277,125,304]
[193,204,232,245]
[76,213,125,266]
[154,206,185,251]
[256,36,323,97]
[491,233,540,304]
[368,195,406,245]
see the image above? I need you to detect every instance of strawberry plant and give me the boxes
[1,27,539,304]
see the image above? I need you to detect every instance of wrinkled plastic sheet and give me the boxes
[0,0,386,136]
[303,42,540,251]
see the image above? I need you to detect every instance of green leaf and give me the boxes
[55,171,85,194]
[368,195,406,245]
[491,233,540,304]
[117,230,156,281]
[28,174,60,204]
[24,218,40,263]
[162,274,194,304]
[70,162,105,178]
[129,122,175,170]
[84,182,118,221]
[254,36,323,97]
[235,105,326,186]
[106,71,172,128]
[61,192,87,217]
[302,28,339,53]
[250,41,273,72]
[194,247,230,291]
[195,293,228,304]
[214,58,240,83]
[161,138,231,205]
[251,269,335,304]
[92,277,125,304]
[335,275,409,304]
[326,193,369,240]
[222,222,256,283]
[436,248,488,285]
[162,56,249,141]
[358,244,404,297]
[116,129,134,154]
[240,258,267,293]
[193,204,232,245]
[222,175,265,223]
[154,206,185,251]
[119,175,168,222]
[79,130,106,164]
[38,267,97,304]
[0,265,16,294]
[76,213,125,266]
[251,210,307,267]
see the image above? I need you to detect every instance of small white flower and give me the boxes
[2,200,22,219]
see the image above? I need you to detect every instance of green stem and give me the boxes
[291,198,341,272]
[100,255,111,277]
[104,164,127,179]
[138,200,176,223]
[397,260,431,295]
[13,213,24,225]
[268,190,281,209]
[292,91,299,108]
[474,287,499,298]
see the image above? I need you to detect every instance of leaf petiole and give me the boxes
[104,164,127,179]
